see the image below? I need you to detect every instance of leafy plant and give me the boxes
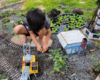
[92,54,100,72]
[58,16,63,23]
[3,10,12,17]
[5,17,10,22]
[61,6,67,9]
[14,22,18,27]
[1,22,7,28]
[24,0,42,11]
[17,12,23,17]
[64,27,68,31]
[0,14,3,17]
[97,33,100,37]
[49,48,68,74]
[95,43,98,47]
[0,73,10,80]
[19,19,24,24]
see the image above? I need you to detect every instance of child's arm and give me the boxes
[29,31,42,52]
[43,28,51,52]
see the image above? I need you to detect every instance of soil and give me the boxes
[1,2,100,80]
[47,8,61,18]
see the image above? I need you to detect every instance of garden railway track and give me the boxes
[0,35,53,80]
[0,53,21,80]
[0,35,52,50]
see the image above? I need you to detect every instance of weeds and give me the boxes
[49,48,68,74]
[4,17,10,23]
[92,54,100,72]
[0,73,10,80]
[17,12,23,17]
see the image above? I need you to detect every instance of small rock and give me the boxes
[10,20,15,23]
[73,8,83,15]
[87,68,93,76]
[71,73,76,77]
[44,71,46,76]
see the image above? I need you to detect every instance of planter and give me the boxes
[83,28,100,40]
[50,13,87,33]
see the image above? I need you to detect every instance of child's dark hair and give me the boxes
[26,8,46,32]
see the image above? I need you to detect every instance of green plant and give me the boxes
[97,33,100,37]
[49,48,68,74]
[0,73,10,80]
[95,43,98,47]
[92,54,100,72]
[17,12,23,17]
[19,19,24,24]
[58,16,63,22]
[0,14,3,17]
[61,6,67,9]
[56,25,60,29]
[14,22,18,27]
[64,27,68,31]
[50,23,56,28]
[64,8,72,13]
[24,0,42,11]
[5,17,10,22]
[1,22,7,28]
[68,24,74,29]
[3,10,12,17]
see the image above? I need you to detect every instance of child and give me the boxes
[13,8,51,52]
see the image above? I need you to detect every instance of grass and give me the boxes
[1,0,21,6]
[61,0,98,10]
[60,0,98,20]
[24,0,61,12]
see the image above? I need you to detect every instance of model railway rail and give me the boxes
[0,35,53,50]
[0,53,21,80]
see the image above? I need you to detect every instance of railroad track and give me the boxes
[0,35,55,79]
[0,53,21,80]
[0,35,53,50]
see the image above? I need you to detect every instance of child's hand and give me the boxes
[43,43,48,52]
[37,44,42,52]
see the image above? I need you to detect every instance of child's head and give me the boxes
[26,8,46,32]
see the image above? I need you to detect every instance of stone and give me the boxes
[73,8,83,15]
[30,36,53,47]
[47,8,61,18]
[11,35,31,45]
[10,20,15,23]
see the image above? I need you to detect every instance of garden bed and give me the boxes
[50,13,87,33]
[0,1,100,80]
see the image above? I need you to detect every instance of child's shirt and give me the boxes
[23,17,50,31]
